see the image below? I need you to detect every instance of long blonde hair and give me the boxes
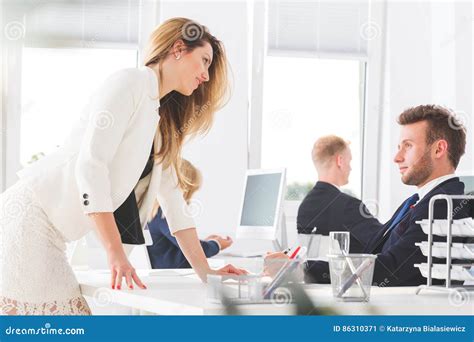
[150,159,202,219]
[143,17,230,190]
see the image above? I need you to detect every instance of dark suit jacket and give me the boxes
[297,181,383,253]
[304,177,472,286]
[146,208,219,269]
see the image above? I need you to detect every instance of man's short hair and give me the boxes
[398,105,467,169]
[312,135,349,168]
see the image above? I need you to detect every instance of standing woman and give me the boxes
[0,17,245,315]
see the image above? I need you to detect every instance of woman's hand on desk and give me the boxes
[86,212,147,291]
[108,250,147,290]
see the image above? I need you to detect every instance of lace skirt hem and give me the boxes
[0,295,91,315]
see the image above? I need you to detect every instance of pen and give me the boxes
[289,246,301,259]
[263,247,306,299]
[294,246,307,260]
[263,258,299,299]
[337,258,374,297]
[341,250,369,299]
[263,246,307,299]
[306,227,317,255]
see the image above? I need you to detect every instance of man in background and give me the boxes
[297,135,382,253]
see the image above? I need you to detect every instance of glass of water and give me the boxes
[328,231,351,293]
[329,231,350,255]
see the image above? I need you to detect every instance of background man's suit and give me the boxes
[297,181,383,253]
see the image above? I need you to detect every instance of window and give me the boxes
[261,56,365,200]
[20,47,137,166]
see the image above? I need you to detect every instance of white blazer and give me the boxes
[16,66,195,242]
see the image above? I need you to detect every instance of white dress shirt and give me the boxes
[416,173,457,201]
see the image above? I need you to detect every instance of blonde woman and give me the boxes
[0,17,245,315]
[147,159,232,269]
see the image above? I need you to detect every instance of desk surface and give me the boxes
[76,269,474,315]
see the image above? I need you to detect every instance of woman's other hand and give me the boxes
[263,251,289,277]
[205,234,233,251]
[108,250,147,290]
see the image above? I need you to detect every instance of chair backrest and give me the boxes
[297,233,330,259]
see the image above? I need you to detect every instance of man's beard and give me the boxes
[401,148,434,186]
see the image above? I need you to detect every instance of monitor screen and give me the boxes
[460,176,474,195]
[240,173,282,227]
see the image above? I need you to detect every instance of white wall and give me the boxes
[158,1,249,238]
[157,0,473,245]
[1,3,25,192]
[374,1,474,221]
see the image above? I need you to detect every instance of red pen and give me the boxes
[289,246,301,259]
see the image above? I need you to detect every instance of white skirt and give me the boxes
[0,178,90,315]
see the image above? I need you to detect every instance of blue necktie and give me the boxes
[385,193,419,235]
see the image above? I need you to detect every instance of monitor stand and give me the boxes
[220,212,289,258]
[272,211,288,251]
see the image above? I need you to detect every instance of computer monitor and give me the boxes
[459,175,474,195]
[236,168,287,249]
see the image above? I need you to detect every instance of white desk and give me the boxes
[76,269,474,316]
[77,269,290,315]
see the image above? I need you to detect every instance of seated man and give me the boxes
[297,135,382,253]
[303,105,471,286]
[146,160,232,269]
